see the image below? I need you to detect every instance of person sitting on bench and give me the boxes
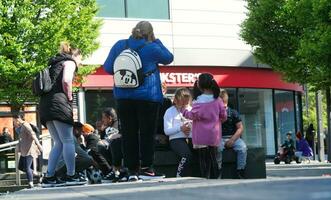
[218,89,247,179]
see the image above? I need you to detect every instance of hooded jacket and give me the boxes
[103,36,173,103]
[39,53,77,126]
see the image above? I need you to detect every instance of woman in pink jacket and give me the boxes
[181,73,227,179]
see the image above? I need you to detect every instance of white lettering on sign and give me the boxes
[161,73,200,84]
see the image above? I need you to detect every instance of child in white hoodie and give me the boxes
[164,88,193,177]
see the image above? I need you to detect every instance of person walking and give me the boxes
[181,73,227,179]
[164,88,193,177]
[39,42,85,187]
[103,21,173,181]
[14,114,42,188]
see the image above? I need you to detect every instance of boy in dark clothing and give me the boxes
[281,132,295,158]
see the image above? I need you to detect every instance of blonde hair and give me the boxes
[174,88,191,104]
[131,21,155,42]
[219,89,228,104]
[59,41,81,57]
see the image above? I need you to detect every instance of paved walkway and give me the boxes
[2,177,331,200]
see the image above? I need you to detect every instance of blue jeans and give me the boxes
[217,137,247,170]
[46,120,75,177]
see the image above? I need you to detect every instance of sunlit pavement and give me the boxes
[2,177,331,200]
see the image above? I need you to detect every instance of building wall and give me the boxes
[84,0,267,68]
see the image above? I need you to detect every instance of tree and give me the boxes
[241,0,331,159]
[0,0,102,112]
[240,0,331,89]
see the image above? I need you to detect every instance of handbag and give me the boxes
[18,156,34,172]
[18,156,27,172]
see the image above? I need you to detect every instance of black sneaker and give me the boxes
[237,169,245,179]
[64,173,87,186]
[103,171,120,183]
[138,167,165,181]
[41,176,65,188]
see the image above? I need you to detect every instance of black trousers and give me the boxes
[197,146,219,179]
[170,138,194,177]
[117,99,160,172]
[109,138,123,167]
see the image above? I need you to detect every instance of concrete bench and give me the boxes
[154,147,266,179]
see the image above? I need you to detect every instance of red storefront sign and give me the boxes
[82,66,303,92]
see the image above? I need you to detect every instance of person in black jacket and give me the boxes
[0,127,13,144]
[40,42,85,187]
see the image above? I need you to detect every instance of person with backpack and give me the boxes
[39,42,86,187]
[103,21,173,181]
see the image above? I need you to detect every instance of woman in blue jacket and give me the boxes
[103,21,173,181]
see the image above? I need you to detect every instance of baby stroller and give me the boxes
[274,147,301,164]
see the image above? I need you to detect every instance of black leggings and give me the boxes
[170,138,193,177]
[197,146,219,179]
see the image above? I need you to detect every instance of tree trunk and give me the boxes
[316,91,325,162]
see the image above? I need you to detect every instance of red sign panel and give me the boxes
[82,66,303,92]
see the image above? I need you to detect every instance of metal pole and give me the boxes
[326,87,331,163]
[15,145,21,186]
[316,91,325,162]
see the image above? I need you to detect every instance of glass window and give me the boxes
[96,0,125,18]
[275,90,296,149]
[127,0,169,19]
[96,0,169,19]
[85,90,116,125]
[238,89,275,156]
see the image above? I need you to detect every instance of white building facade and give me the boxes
[78,0,303,156]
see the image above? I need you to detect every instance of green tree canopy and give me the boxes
[240,0,331,89]
[0,0,102,111]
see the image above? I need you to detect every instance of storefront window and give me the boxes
[238,89,275,156]
[96,0,170,19]
[275,90,296,149]
[85,90,116,125]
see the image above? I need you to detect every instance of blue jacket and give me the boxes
[103,37,173,103]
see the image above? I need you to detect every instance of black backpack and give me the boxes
[32,66,54,96]
[32,53,77,96]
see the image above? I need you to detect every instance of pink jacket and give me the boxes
[182,98,227,146]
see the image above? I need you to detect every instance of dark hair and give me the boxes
[13,113,25,121]
[198,73,220,99]
[192,80,202,100]
[103,107,118,127]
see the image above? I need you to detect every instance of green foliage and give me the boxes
[241,0,331,89]
[302,86,328,132]
[0,0,102,111]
